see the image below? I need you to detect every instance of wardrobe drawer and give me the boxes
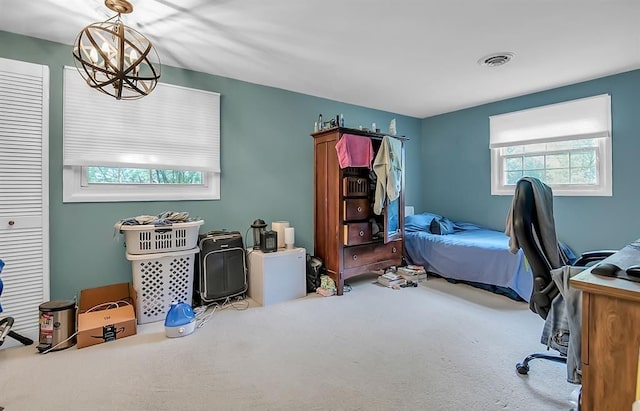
[343,198,370,221]
[343,176,369,197]
[343,241,402,269]
[343,222,372,245]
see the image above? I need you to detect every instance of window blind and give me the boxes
[489,94,611,148]
[63,66,220,172]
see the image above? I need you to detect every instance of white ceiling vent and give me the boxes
[478,52,515,68]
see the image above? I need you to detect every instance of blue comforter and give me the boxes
[405,221,533,301]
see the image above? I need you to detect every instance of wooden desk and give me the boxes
[571,240,640,411]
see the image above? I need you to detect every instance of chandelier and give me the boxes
[72,0,161,100]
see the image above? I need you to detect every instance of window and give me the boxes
[62,66,220,202]
[490,94,612,196]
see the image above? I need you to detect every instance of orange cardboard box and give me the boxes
[77,283,137,349]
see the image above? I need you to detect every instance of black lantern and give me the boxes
[260,230,278,253]
[251,219,267,250]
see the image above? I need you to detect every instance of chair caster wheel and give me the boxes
[516,362,529,375]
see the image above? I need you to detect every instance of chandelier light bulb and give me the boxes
[89,47,99,64]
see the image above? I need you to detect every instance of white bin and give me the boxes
[117,220,204,255]
[126,247,198,324]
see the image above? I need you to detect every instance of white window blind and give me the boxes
[489,94,611,148]
[63,66,220,172]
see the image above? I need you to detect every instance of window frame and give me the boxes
[490,136,612,196]
[63,166,220,202]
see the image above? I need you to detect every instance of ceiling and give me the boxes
[1,0,639,118]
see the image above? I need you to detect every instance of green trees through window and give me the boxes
[502,139,598,186]
[87,167,203,184]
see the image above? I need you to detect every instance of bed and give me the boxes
[404,213,573,302]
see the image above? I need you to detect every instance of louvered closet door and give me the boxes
[0,57,50,346]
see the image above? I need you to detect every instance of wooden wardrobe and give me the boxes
[311,127,406,295]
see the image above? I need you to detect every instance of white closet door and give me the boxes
[0,57,50,345]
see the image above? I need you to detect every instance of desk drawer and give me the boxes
[343,222,372,245]
[343,241,401,269]
[343,198,370,221]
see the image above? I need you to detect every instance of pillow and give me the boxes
[429,216,456,235]
[404,213,442,232]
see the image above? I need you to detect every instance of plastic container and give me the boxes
[127,247,197,324]
[116,220,204,255]
[164,302,196,338]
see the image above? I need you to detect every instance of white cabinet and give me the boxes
[247,248,306,306]
[0,57,50,344]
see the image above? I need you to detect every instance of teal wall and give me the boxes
[0,31,423,300]
[420,69,640,255]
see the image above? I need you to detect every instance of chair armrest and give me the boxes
[573,250,618,266]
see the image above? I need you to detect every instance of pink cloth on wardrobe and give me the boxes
[335,134,374,169]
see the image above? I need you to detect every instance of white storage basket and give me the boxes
[127,247,198,324]
[117,220,204,255]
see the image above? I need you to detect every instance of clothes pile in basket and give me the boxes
[115,211,195,229]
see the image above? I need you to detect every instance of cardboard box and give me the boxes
[77,283,137,349]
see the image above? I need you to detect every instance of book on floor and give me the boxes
[381,272,401,281]
[398,271,427,282]
[398,266,426,275]
[377,276,407,288]
[397,266,427,281]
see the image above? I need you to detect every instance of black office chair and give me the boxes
[509,177,614,377]
[0,259,34,347]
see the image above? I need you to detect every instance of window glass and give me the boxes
[87,167,203,185]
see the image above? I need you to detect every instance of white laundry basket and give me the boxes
[117,220,204,255]
[126,247,198,324]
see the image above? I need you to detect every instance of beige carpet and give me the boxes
[0,276,578,411]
